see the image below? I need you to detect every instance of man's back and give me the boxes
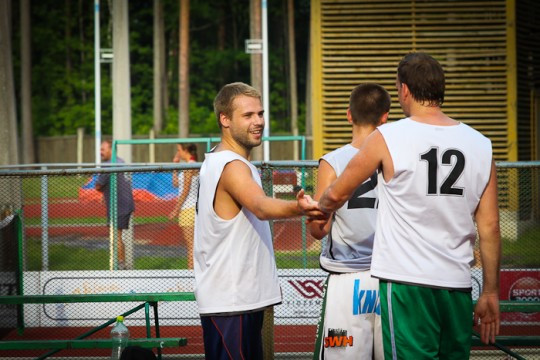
[372,118,492,288]
[96,158,134,215]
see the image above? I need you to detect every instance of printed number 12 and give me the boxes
[420,147,465,196]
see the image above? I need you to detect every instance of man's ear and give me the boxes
[380,112,389,125]
[401,82,410,99]
[346,108,353,124]
[219,113,230,128]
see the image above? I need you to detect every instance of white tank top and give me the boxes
[193,150,281,314]
[319,144,378,273]
[372,118,492,288]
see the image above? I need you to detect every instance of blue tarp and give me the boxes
[81,173,178,201]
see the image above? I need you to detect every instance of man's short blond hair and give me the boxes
[213,82,261,128]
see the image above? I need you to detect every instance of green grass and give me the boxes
[25,238,318,271]
[502,226,540,268]
[26,238,185,271]
[25,216,105,226]
[275,250,320,269]
[23,224,540,271]
[23,176,90,200]
[27,239,109,271]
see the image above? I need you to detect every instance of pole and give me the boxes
[77,127,84,169]
[94,0,101,165]
[262,0,270,161]
[40,167,48,271]
[261,1,273,344]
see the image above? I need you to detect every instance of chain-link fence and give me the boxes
[0,161,539,359]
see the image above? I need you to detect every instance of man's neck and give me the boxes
[408,102,457,126]
[350,125,378,148]
[215,137,251,160]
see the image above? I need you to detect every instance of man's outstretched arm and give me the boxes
[319,130,386,213]
[220,160,325,220]
[308,159,335,239]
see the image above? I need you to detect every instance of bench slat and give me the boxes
[0,292,195,305]
[470,300,539,313]
[499,301,539,313]
[472,336,540,347]
[0,338,187,350]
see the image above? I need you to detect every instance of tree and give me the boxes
[0,0,19,166]
[287,0,298,160]
[250,0,263,161]
[112,0,132,162]
[12,0,311,145]
[153,0,166,133]
[0,0,22,211]
[178,0,190,138]
[20,0,34,163]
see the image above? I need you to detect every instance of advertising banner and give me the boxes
[22,269,327,327]
[500,269,540,324]
[22,268,537,327]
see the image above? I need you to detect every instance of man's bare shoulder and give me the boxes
[219,158,254,188]
[223,158,250,173]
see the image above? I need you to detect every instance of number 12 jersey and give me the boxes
[372,118,492,289]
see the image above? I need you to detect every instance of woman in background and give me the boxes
[169,143,199,269]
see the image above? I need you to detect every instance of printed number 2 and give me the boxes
[420,147,465,196]
[347,172,378,209]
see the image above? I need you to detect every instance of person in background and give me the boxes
[96,140,135,270]
[194,82,326,360]
[169,143,199,269]
[309,83,390,360]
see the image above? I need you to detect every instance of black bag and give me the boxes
[120,346,157,360]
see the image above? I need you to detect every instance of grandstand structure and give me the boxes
[310,0,539,162]
[309,0,540,238]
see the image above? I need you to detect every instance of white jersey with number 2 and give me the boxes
[319,144,378,273]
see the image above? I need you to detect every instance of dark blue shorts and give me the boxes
[200,310,265,360]
[107,212,132,229]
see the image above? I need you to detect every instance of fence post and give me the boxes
[77,127,84,169]
[125,175,134,270]
[149,129,155,163]
[40,166,49,271]
[260,163,275,359]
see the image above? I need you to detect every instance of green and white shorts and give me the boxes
[380,280,473,360]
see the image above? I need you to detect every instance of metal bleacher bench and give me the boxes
[471,300,540,360]
[1,295,538,360]
[0,292,196,360]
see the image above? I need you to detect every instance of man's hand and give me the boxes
[308,218,330,232]
[296,189,329,221]
[474,293,500,344]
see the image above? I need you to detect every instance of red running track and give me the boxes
[23,199,318,251]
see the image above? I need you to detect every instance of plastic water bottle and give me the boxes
[110,315,130,360]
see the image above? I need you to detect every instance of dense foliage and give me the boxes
[11,0,310,137]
